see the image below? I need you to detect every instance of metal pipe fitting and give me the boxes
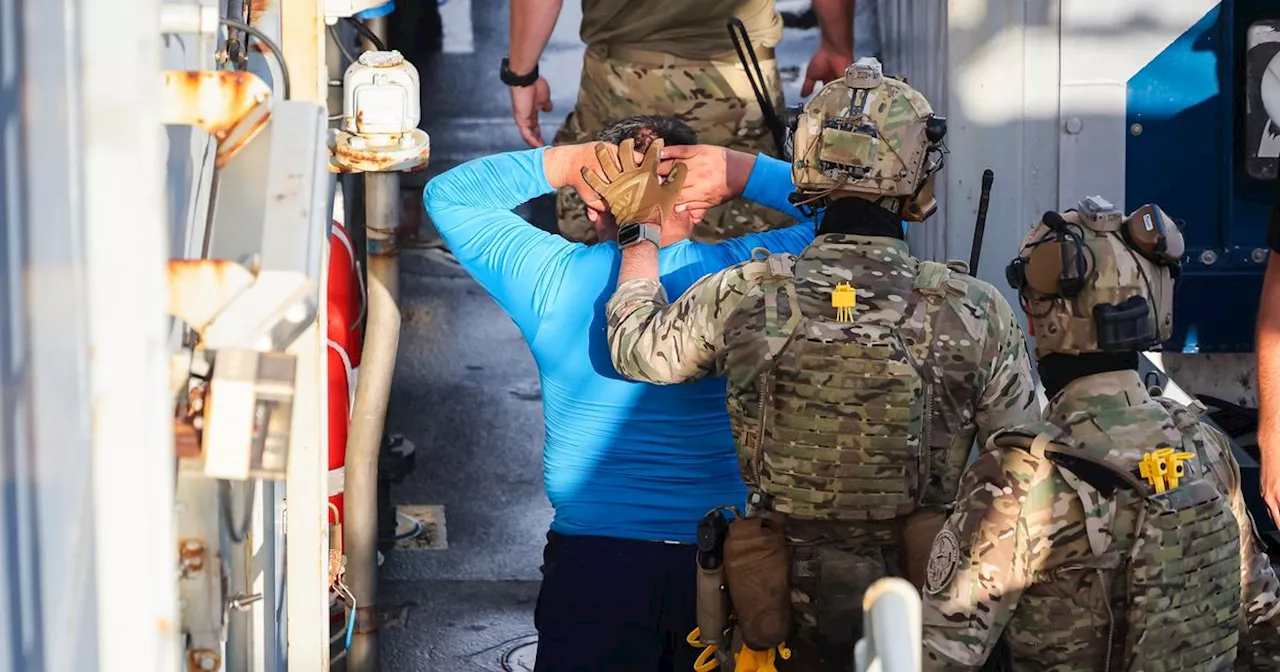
[343,170,403,672]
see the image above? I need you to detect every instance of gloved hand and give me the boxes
[581,137,687,227]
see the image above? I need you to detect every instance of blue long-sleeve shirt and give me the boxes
[423,147,815,543]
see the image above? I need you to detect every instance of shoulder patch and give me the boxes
[924,528,960,595]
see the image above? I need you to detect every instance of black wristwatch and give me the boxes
[500,57,539,87]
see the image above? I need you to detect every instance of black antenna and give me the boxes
[727,18,787,157]
[969,169,994,274]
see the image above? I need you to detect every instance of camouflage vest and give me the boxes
[1001,405,1241,671]
[727,252,959,522]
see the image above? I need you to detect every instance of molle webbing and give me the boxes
[759,338,925,520]
[740,253,930,522]
[1123,479,1241,671]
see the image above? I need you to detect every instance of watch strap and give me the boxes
[500,57,539,87]
[619,223,661,250]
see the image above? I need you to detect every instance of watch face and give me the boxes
[618,224,641,246]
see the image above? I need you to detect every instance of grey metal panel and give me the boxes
[0,0,44,666]
[3,0,100,668]
[872,0,952,263]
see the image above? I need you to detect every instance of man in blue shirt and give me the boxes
[423,115,814,671]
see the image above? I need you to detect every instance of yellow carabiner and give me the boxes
[694,645,719,672]
[687,627,719,672]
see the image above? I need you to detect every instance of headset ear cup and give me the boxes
[1025,242,1065,296]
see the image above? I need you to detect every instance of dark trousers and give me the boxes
[533,531,698,672]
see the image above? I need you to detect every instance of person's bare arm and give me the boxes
[1258,256,1280,524]
[803,0,854,97]
[508,0,562,147]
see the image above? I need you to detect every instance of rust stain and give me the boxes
[249,0,272,22]
[178,539,206,573]
[167,258,256,330]
[162,71,271,160]
[186,650,222,672]
[333,145,431,172]
[174,420,201,459]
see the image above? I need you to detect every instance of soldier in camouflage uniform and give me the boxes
[920,198,1280,671]
[600,59,1038,671]
[505,0,833,244]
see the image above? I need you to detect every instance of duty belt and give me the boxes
[589,43,777,67]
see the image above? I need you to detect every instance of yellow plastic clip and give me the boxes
[832,283,856,322]
[733,642,789,672]
[687,628,719,672]
[1138,447,1196,493]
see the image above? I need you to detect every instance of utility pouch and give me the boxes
[723,516,791,651]
[814,546,884,650]
[899,508,947,593]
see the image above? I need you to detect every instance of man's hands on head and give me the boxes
[544,140,755,226]
[659,145,757,223]
[581,138,688,226]
[510,77,553,148]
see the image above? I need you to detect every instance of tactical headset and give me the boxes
[1005,197,1186,352]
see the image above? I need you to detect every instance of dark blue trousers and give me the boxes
[533,531,699,672]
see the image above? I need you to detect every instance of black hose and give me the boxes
[328,24,359,64]
[219,16,292,100]
[343,17,388,52]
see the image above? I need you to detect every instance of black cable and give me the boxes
[343,17,388,52]
[219,16,292,101]
[327,24,359,64]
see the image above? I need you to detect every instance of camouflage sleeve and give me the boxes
[1196,424,1280,667]
[972,292,1039,447]
[921,446,1056,671]
[605,264,756,384]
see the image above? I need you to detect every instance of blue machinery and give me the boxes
[1128,0,1276,353]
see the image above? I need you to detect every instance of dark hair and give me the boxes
[595,115,698,153]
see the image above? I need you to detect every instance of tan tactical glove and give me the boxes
[581,137,688,226]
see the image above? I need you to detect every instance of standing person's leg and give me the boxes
[533,532,670,672]
[678,54,792,243]
[553,46,795,245]
[655,541,699,671]
[551,46,624,244]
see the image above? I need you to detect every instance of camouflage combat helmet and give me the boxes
[787,57,947,222]
[1005,196,1185,358]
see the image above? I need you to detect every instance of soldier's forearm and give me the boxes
[812,0,854,55]
[1258,259,1280,460]
[508,0,562,73]
[618,242,659,286]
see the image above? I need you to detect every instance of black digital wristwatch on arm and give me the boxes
[500,57,539,87]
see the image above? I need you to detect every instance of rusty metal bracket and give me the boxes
[162,71,272,168]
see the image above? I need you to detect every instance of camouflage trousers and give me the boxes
[553,43,795,244]
[776,520,903,672]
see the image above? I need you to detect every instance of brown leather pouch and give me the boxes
[723,516,791,650]
[899,508,947,592]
